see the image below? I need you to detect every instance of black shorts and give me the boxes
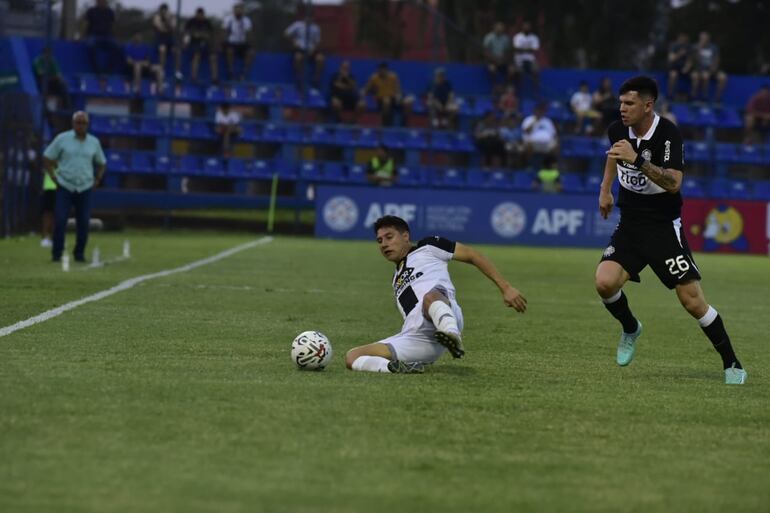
[600,217,702,289]
[332,90,359,110]
[156,33,174,49]
[40,190,56,213]
[227,43,250,58]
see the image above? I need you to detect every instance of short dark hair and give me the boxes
[373,215,410,235]
[619,75,658,101]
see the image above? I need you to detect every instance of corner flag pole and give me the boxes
[267,172,279,233]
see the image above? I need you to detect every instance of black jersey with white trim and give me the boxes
[391,236,457,319]
[607,114,685,222]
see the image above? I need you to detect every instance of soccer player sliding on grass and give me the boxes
[346,215,527,374]
[595,75,746,384]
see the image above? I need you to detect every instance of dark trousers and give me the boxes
[52,187,92,261]
[87,36,119,75]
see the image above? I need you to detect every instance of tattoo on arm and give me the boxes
[639,160,679,191]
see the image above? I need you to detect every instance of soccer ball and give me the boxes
[291,331,333,370]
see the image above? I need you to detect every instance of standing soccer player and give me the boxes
[346,216,527,374]
[595,75,746,384]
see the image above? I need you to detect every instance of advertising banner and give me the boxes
[316,186,621,247]
[682,199,769,255]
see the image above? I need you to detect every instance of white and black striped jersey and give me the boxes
[608,114,685,222]
[392,236,456,321]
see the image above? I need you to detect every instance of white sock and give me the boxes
[697,305,718,328]
[428,301,458,333]
[351,355,392,373]
[601,290,622,304]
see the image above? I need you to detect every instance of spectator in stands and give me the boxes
[43,111,106,264]
[362,62,414,127]
[474,111,505,168]
[666,32,692,100]
[367,144,396,186]
[743,84,770,144]
[184,7,218,83]
[426,68,459,129]
[570,81,600,134]
[499,115,523,167]
[512,21,540,90]
[533,154,562,193]
[153,3,181,80]
[690,31,727,103]
[285,7,324,90]
[521,102,558,163]
[223,3,253,81]
[593,77,619,133]
[329,60,364,123]
[125,34,164,93]
[33,48,71,110]
[82,0,118,75]
[483,22,515,90]
[214,103,242,159]
[497,84,519,120]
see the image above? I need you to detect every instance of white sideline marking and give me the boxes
[0,237,273,338]
[78,255,131,271]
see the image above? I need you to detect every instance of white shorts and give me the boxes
[377,301,464,363]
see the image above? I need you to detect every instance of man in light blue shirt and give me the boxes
[43,111,106,262]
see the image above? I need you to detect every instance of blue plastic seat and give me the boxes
[430,131,455,151]
[404,129,429,150]
[358,128,380,148]
[559,172,584,193]
[140,117,166,137]
[309,125,334,145]
[511,170,535,191]
[334,126,359,147]
[112,116,136,136]
[89,115,112,135]
[240,122,259,142]
[473,96,494,116]
[227,158,246,177]
[252,159,273,179]
[131,152,153,173]
[273,159,297,180]
[430,167,465,188]
[299,161,322,181]
[261,123,284,143]
[107,151,127,173]
[203,157,224,176]
[172,119,193,138]
[321,162,346,183]
[228,84,254,104]
[484,169,513,190]
[307,88,327,108]
[283,124,305,144]
[382,129,406,149]
[174,83,204,102]
[734,144,764,165]
[681,177,706,198]
[279,86,302,107]
[155,154,172,173]
[670,103,694,126]
[105,76,130,97]
[753,180,770,200]
[465,168,485,188]
[691,105,718,128]
[179,155,201,175]
[709,178,751,200]
[191,120,213,139]
[685,141,711,163]
[79,75,102,95]
[397,166,426,186]
[347,163,368,184]
[205,86,225,102]
[255,85,278,105]
[714,106,743,129]
[561,136,601,159]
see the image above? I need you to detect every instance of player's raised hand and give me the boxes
[599,189,614,219]
[606,140,637,163]
[503,286,527,313]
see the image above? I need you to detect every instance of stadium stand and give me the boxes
[8,34,770,213]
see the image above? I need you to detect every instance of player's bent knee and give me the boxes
[345,348,361,369]
[595,276,620,298]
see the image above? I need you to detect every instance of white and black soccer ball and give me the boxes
[291,331,333,370]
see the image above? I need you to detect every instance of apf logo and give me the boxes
[323,196,358,232]
[490,202,526,238]
[690,204,748,251]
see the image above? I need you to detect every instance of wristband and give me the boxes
[633,154,646,169]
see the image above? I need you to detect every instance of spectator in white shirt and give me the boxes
[222,3,253,81]
[521,102,558,162]
[215,103,242,158]
[512,21,540,90]
[285,8,324,89]
[569,81,600,134]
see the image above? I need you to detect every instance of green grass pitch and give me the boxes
[1,230,769,513]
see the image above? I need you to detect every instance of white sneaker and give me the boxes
[40,238,52,248]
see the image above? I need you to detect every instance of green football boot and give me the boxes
[616,321,642,367]
[724,364,747,385]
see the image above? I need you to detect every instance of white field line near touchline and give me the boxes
[78,255,130,271]
[0,237,274,338]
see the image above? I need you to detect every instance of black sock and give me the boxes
[603,291,639,334]
[701,314,742,370]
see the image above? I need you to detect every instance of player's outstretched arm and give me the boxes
[599,155,617,219]
[453,242,527,312]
